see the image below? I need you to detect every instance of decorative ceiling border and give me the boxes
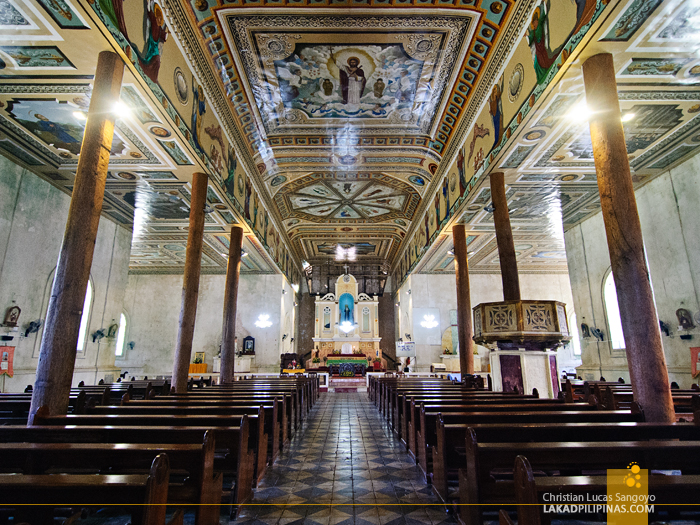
[391,0,610,289]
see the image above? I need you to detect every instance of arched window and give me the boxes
[603,272,625,350]
[76,280,93,353]
[568,312,581,356]
[115,312,127,357]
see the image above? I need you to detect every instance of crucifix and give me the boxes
[343,264,349,275]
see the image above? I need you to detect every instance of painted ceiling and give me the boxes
[0,0,699,288]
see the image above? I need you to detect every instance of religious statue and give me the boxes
[343,304,351,322]
[337,56,366,105]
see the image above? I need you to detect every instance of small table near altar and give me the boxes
[325,354,368,376]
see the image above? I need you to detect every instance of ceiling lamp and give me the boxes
[420,315,438,329]
[339,321,355,333]
[621,112,636,122]
[255,314,272,328]
[291,283,299,293]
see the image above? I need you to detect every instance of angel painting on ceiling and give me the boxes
[191,81,206,152]
[489,76,505,149]
[138,0,168,83]
[272,43,422,120]
[526,0,597,85]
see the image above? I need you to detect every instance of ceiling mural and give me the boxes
[0,0,301,283]
[2,0,700,289]
[396,0,700,287]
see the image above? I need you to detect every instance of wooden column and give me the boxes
[582,53,674,422]
[490,172,521,301]
[28,52,124,422]
[171,172,208,393]
[219,225,244,384]
[453,225,474,375]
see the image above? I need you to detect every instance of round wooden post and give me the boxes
[490,172,521,301]
[453,225,474,375]
[171,172,208,393]
[583,53,674,422]
[220,225,244,384]
[29,51,124,422]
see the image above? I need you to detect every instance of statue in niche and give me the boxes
[343,305,351,322]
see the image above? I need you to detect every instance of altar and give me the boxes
[325,354,368,366]
[312,273,383,364]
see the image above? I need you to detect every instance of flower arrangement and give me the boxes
[312,357,320,364]
[373,357,382,363]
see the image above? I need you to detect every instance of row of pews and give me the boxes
[370,374,700,525]
[0,376,318,525]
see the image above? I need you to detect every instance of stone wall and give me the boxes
[565,153,700,387]
[0,155,130,392]
[118,272,294,375]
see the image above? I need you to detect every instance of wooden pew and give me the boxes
[432,420,700,504]
[33,409,269,487]
[393,390,531,436]
[413,400,599,477]
[0,453,171,525]
[91,400,283,464]
[457,432,700,525]
[122,394,290,452]
[513,455,700,525]
[0,436,221,525]
[0,422,256,509]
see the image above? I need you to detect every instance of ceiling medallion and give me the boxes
[508,63,524,102]
[173,67,188,105]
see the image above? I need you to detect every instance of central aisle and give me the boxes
[236,392,458,525]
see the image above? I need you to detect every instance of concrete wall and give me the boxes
[119,272,294,375]
[0,155,130,392]
[395,272,579,374]
[565,153,700,387]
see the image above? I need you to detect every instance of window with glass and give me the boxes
[76,280,93,353]
[569,312,581,356]
[603,272,625,350]
[115,313,127,357]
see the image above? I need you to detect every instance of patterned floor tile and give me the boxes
[227,393,458,524]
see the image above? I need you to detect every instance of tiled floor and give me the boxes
[235,392,459,525]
